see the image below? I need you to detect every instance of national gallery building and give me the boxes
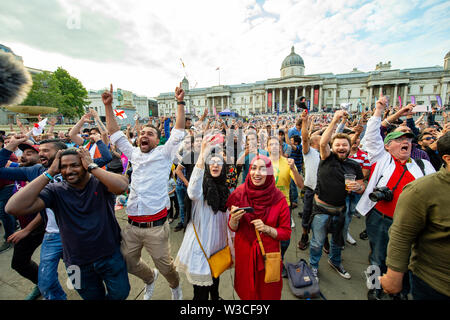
[157,47,450,117]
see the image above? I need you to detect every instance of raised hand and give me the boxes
[376,93,388,110]
[102,84,113,106]
[47,150,62,176]
[174,82,185,102]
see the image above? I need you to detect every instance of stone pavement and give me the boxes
[0,203,372,300]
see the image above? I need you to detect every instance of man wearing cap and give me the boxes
[356,95,435,300]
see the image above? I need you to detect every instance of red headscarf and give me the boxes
[226,155,285,223]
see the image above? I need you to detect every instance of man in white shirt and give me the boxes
[103,83,186,300]
[298,110,321,250]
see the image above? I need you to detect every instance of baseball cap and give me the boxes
[383,131,414,145]
[18,143,40,153]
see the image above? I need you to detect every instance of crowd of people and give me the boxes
[0,83,449,301]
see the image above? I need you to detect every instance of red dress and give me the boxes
[228,187,291,300]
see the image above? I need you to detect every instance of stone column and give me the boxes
[333,88,337,108]
[252,94,256,114]
[280,88,283,113]
[403,85,408,105]
[310,86,314,110]
[302,86,306,97]
[441,82,448,107]
[318,85,323,112]
[393,84,398,107]
[287,88,290,113]
[221,97,224,111]
[272,89,275,111]
[265,91,268,113]
[294,87,298,113]
[368,86,373,108]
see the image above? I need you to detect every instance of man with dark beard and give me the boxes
[0,136,112,300]
[309,110,365,282]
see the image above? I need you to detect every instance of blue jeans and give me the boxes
[175,184,187,224]
[309,214,343,268]
[343,193,361,238]
[410,273,450,300]
[365,208,391,275]
[67,247,130,300]
[38,232,67,300]
[289,179,298,204]
[0,185,15,241]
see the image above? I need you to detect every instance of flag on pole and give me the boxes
[180,58,185,68]
[276,103,279,116]
[213,106,217,116]
[411,96,415,104]
[398,96,402,107]
[216,67,220,71]
[436,95,442,107]
[114,109,127,119]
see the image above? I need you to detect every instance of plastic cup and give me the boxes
[344,174,356,191]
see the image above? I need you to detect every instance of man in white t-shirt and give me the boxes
[298,110,321,250]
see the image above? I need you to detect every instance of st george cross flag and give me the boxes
[32,118,47,136]
[213,106,217,116]
[398,96,402,107]
[114,109,127,119]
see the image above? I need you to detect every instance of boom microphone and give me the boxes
[0,51,32,106]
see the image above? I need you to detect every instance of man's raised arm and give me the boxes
[103,84,120,135]
[174,82,186,130]
[320,110,346,160]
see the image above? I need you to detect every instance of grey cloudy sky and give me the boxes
[1,0,449,98]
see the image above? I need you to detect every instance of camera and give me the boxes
[369,186,393,202]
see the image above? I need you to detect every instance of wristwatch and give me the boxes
[87,163,99,173]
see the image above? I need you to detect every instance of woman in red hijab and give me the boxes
[226,155,291,300]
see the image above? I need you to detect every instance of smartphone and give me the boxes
[236,207,254,213]
[412,105,429,113]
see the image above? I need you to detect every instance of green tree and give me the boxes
[21,71,64,108]
[53,67,89,119]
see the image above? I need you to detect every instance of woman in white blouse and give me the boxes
[174,135,230,300]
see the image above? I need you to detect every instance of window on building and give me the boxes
[250,97,253,103]
[233,98,236,103]
[336,91,340,98]
[434,85,438,93]
[419,86,424,93]
[328,90,332,97]
[360,89,364,96]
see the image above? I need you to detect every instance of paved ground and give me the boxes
[0,200,373,301]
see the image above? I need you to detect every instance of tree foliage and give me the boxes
[21,67,89,119]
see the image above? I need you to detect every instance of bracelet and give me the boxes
[177,101,186,105]
[43,171,53,181]
[384,119,391,125]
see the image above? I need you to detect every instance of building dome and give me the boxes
[281,46,305,70]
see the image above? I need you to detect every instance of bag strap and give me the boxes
[192,222,209,261]
[414,158,426,176]
[255,227,266,260]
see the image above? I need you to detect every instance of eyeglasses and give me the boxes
[422,137,436,141]
[208,159,223,166]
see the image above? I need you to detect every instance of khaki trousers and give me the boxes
[120,221,180,288]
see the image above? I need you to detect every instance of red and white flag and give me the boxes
[114,109,127,119]
[32,118,47,136]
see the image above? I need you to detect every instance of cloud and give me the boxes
[1,0,449,98]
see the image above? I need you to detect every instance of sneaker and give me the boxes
[297,234,309,250]
[346,233,356,245]
[328,260,351,279]
[25,285,42,300]
[143,269,159,300]
[174,223,183,232]
[171,285,183,300]
[291,217,295,228]
[359,230,368,240]
[0,241,12,254]
[311,267,319,283]
[322,238,330,254]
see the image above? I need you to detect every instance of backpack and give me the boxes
[286,259,322,299]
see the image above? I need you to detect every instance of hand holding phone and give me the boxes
[236,207,254,213]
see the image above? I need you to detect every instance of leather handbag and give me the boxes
[255,227,281,283]
[193,222,232,279]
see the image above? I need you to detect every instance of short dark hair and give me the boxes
[60,148,79,158]
[418,132,432,141]
[437,132,450,165]
[143,125,161,139]
[39,139,68,151]
[291,134,301,144]
[82,128,90,134]
[89,127,100,134]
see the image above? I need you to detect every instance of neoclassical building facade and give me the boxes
[157,47,450,117]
